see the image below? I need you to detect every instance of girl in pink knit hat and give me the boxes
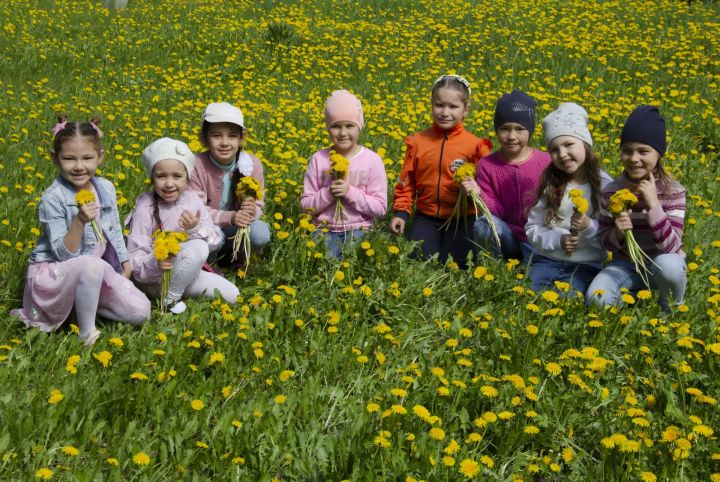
[300,90,388,258]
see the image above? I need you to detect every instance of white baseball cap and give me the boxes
[202,102,245,129]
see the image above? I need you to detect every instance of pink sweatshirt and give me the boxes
[125,190,223,283]
[300,147,388,232]
[476,149,551,241]
[189,151,265,228]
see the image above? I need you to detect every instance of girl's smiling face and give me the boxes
[548,136,587,182]
[621,141,661,180]
[328,121,361,156]
[496,122,530,160]
[54,136,104,191]
[431,87,468,130]
[205,122,244,166]
[152,159,189,203]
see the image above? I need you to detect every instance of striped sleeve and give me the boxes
[646,187,685,254]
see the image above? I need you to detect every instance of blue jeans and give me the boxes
[473,215,533,261]
[586,253,687,310]
[528,253,601,295]
[217,220,271,266]
[408,213,475,269]
[314,229,365,259]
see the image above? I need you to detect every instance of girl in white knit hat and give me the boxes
[126,138,239,314]
[525,103,612,295]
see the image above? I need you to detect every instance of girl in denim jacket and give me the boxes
[11,117,151,345]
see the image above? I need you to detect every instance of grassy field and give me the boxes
[1,0,720,480]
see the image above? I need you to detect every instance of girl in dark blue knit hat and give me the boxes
[587,105,687,310]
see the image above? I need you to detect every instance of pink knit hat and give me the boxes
[324,90,364,129]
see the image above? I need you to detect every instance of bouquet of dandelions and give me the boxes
[153,230,188,314]
[565,189,589,255]
[608,188,657,286]
[567,188,589,235]
[329,149,350,227]
[231,175,263,265]
[75,189,105,244]
[442,163,500,246]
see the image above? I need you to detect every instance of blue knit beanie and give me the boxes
[620,105,667,156]
[493,89,537,135]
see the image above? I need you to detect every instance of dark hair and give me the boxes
[533,143,602,224]
[151,190,164,231]
[52,115,103,157]
[652,158,675,193]
[199,121,245,148]
[431,77,470,106]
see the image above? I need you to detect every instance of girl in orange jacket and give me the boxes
[389,75,492,268]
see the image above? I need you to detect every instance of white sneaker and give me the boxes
[167,300,187,315]
[81,328,101,346]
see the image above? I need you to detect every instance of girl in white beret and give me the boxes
[126,138,239,314]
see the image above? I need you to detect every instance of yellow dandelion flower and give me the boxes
[35,468,53,479]
[480,455,494,468]
[190,399,205,411]
[132,451,150,466]
[458,458,480,478]
[429,427,446,440]
[480,385,498,397]
[92,351,112,367]
[48,389,64,404]
[61,445,79,456]
[209,352,225,365]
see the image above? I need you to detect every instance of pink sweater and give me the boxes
[476,149,551,241]
[125,190,223,283]
[300,147,388,231]
[189,151,265,228]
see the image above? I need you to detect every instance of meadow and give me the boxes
[1,0,720,480]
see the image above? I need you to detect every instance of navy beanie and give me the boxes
[493,89,537,134]
[620,105,667,155]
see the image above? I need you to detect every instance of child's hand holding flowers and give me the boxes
[329,150,350,225]
[153,230,188,313]
[231,176,263,264]
[608,188,657,286]
[444,163,500,247]
[75,189,105,243]
[568,188,591,234]
[232,201,255,229]
[330,179,349,198]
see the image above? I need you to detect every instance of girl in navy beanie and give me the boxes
[588,105,686,311]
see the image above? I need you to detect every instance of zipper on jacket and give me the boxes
[436,130,449,218]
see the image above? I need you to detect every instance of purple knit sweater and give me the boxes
[475,149,551,241]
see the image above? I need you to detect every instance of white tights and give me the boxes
[74,258,148,339]
[167,239,239,304]
[75,260,103,338]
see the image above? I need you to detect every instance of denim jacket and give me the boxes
[30,176,128,271]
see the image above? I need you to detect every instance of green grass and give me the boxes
[1,0,720,480]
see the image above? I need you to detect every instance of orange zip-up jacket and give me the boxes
[392,123,492,220]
